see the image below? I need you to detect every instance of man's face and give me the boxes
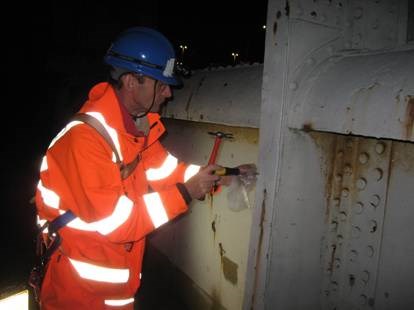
[132,74,172,115]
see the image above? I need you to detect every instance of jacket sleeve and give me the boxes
[36,124,189,244]
[141,141,201,191]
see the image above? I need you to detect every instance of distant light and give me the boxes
[0,290,29,310]
[262,25,266,29]
[231,52,239,64]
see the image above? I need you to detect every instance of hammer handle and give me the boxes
[208,138,222,165]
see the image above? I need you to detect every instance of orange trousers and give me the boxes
[40,254,134,310]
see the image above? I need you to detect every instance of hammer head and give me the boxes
[208,131,234,139]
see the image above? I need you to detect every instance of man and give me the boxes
[34,27,252,309]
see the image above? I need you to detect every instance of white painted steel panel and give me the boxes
[163,64,262,128]
[289,49,414,142]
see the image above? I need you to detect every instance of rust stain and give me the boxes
[302,122,314,132]
[218,242,225,257]
[184,76,206,118]
[404,95,414,140]
[284,0,290,17]
[273,21,278,36]
[221,256,238,285]
[209,193,214,208]
[308,132,338,222]
[276,10,282,19]
[250,189,266,307]
[211,220,216,239]
[184,90,194,117]
[327,244,337,275]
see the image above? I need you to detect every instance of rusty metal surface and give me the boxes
[321,135,392,309]
[149,119,259,310]
[245,1,413,309]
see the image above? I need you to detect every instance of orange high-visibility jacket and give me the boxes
[35,82,200,309]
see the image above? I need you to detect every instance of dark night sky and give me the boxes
[1,0,267,291]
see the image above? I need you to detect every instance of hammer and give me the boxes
[207,131,233,165]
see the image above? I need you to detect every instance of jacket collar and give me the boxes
[80,82,165,142]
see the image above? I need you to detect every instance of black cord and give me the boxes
[132,80,158,120]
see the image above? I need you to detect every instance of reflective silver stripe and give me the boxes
[184,164,201,182]
[104,298,134,306]
[47,112,123,163]
[143,192,168,228]
[49,121,83,149]
[65,195,133,235]
[36,216,48,233]
[40,156,48,172]
[86,112,123,162]
[37,188,133,235]
[37,181,60,209]
[146,154,178,181]
[68,258,129,283]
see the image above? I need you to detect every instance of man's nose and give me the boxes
[162,85,172,98]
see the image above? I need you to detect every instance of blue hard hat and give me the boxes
[104,27,181,86]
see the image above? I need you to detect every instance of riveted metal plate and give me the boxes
[321,135,392,309]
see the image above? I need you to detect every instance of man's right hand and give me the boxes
[184,164,221,200]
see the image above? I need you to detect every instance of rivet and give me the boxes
[356,177,367,190]
[344,165,352,176]
[365,245,375,257]
[337,150,344,157]
[353,33,362,44]
[354,201,364,214]
[375,142,386,154]
[346,139,353,148]
[353,7,363,19]
[349,249,358,262]
[342,188,350,198]
[331,281,338,291]
[361,270,370,283]
[306,57,315,65]
[372,21,379,30]
[335,258,341,269]
[358,152,369,164]
[335,173,343,182]
[352,226,361,238]
[333,197,340,207]
[370,194,381,208]
[374,168,383,181]
[369,220,378,233]
[289,82,298,90]
[359,294,368,305]
[335,16,341,25]
[339,211,347,221]
[331,220,338,231]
